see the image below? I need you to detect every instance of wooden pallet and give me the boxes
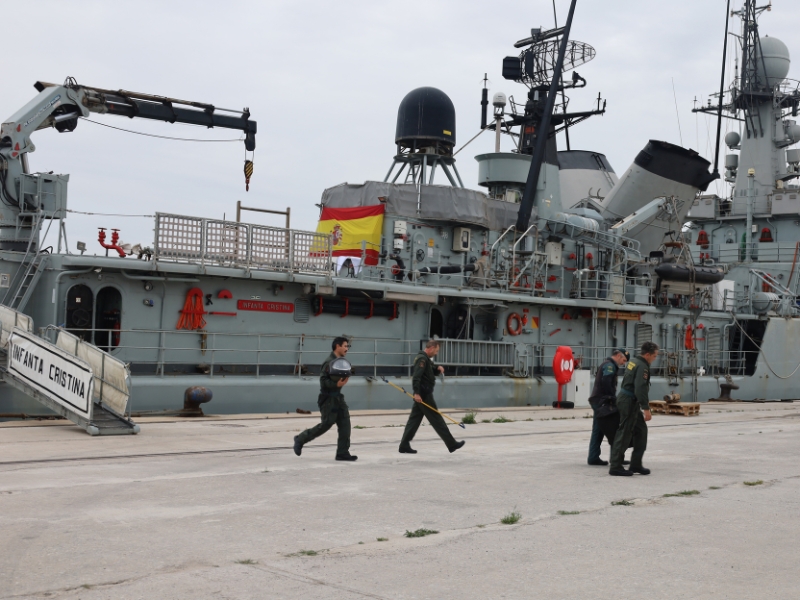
[666,402,700,416]
[649,400,667,414]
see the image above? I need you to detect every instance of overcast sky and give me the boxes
[4,0,800,254]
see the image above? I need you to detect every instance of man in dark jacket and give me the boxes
[399,339,465,454]
[293,337,357,461]
[587,349,629,466]
[609,341,659,476]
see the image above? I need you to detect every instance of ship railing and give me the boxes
[58,327,764,382]
[690,241,800,266]
[714,196,771,218]
[153,212,333,275]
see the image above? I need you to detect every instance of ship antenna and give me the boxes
[552,0,571,151]
[712,0,732,179]
[516,0,579,232]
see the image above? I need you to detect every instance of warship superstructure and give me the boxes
[1,1,799,430]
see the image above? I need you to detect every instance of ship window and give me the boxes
[95,287,122,351]
[65,284,93,342]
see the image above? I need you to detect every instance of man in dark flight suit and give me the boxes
[399,339,465,454]
[609,341,659,476]
[294,336,357,461]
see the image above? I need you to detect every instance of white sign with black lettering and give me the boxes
[8,328,94,419]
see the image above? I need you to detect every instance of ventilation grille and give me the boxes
[707,327,721,367]
[634,323,653,350]
[294,298,311,323]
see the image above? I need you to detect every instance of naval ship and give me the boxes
[0,0,798,433]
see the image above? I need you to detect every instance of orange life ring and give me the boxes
[507,312,523,336]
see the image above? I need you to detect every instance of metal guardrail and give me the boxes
[55,327,762,380]
[153,212,333,273]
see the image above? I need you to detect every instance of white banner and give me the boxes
[8,328,94,419]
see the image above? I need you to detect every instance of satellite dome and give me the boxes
[756,36,791,86]
[395,87,456,150]
[725,131,741,148]
[492,92,507,108]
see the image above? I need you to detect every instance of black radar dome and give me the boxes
[395,87,456,150]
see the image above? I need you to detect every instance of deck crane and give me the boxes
[0,78,257,250]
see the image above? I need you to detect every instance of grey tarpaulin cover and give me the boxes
[320,181,519,231]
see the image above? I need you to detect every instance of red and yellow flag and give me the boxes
[316,205,384,265]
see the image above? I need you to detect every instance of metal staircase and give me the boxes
[2,211,46,311]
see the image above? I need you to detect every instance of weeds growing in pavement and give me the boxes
[501,510,521,524]
[663,490,700,498]
[462,412,477,425]
[404,528,439,538]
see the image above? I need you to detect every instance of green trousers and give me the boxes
[297,395,351,455]
[609,395,648,470]
[400,394,457,450]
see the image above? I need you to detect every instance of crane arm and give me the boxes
[0,79,256,162]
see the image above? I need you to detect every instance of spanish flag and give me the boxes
[316,205,384,265]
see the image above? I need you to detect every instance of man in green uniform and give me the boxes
[399,339,465,454]
[608,341,659,476]
[293,337,357,461]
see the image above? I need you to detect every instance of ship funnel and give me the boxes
[599,140,715,256]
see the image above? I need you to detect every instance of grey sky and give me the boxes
[3,1,800,254]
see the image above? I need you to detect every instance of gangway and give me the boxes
[0,305,139,435]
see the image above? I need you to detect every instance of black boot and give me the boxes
[336,454,358,461]
[609,468,632,477]
[588,458,609,466]
[399,445,417,454]
[449,440,466,453]
[293,436,303,457]
[629,466,650,475]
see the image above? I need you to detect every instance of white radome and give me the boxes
[492,92,507,108]
[756,36,791,86]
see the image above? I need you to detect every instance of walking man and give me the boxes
[294,337,357,461]
[609,341,659,476]
[399,339,465,454]
[587,349,629,466]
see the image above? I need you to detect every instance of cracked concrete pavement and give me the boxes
[1,402,798,599]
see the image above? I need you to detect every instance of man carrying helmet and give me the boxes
[398,339,465,454]
[294,337,357,461]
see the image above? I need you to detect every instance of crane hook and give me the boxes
[244,159,254,192]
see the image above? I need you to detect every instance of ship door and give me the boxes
[429,308,443,339]
[95,287,122,351]
[66,284,94,342]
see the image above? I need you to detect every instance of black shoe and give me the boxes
[623,460,630,465]
[609,468,633,477]
[629,466,650,475]
[336,454,358,461]
[399,445,417,454]
[449,440,466,453]
[588,459,609,466]
[293,436,303,457]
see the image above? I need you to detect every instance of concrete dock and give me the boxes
[1,402,799,599]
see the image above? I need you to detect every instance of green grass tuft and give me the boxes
[744,480,764,486]
[492,416,513,423]
[236,559,257,565]
[476,524,486,528]
[404,528,439,538]
[709,486,721,490]
[500,510,521,525]
[461,412,477,425]
[298,550,318,556]
[377,537,388,542]
[612,499,634,506]
[481,419,492,423]
[663,490,700,498]
[353,425,367,429]
[558,510,580,515]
